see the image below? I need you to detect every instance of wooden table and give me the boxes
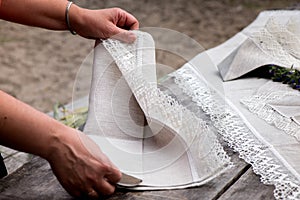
[0,97,275,200]
[0,147,275,199]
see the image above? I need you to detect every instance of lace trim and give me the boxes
[172,66,300,199]
[241,92,300,141]
[102,32,232,181]
[249,17,300,70]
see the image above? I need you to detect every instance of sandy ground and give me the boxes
[0,0,299,113]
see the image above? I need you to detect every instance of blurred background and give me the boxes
[0,0,299,113]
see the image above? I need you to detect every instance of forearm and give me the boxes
[0,0,78,30]
[0,0,138,41]
[0,90,71,159]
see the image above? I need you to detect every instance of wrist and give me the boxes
[41,122,77,162]
[67,3,86,35]
[65,2,76,35]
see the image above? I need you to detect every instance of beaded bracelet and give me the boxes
[65,1,77,35]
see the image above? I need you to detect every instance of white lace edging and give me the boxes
[172,66,300,199]
[241,92,300,141]
[102,32,232,184]
[247,15,300,70]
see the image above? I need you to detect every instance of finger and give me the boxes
[94,179,116,196]
[111,29,137,43]
[125,13,139,30]
[104,168,122,184]
[130,21,139,30]
[86,188,99,200]
[118,10,139,30]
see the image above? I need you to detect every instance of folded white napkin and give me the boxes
[217,11,300,81]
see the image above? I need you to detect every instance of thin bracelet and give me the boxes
[65,1,77,35]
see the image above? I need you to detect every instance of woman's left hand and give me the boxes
[70,6,139,42]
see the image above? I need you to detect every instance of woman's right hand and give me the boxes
[46,126,121,198]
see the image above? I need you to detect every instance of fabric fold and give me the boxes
[217,11,300,81]
[84,31,231,190]
[171,10,300,200]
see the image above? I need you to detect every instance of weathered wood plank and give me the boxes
[0,156,71,200]
[0,146,18,159]
[0,146,30,176]
[0,145,249,200]
[3,152,30,175]
[218,168,275,200]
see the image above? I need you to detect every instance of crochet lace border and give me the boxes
[101,33,232,185]
[241,91,300,141]
[172,66,300,199]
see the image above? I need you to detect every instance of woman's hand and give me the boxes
[47,127,122,198]
[0,91,121,198]
[71,6,139,42]
[0,0,139,42]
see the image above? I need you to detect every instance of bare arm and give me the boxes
[0,0,70,30]
[0,0,139,41]
[0,90,122,197]
[0,0,140,197]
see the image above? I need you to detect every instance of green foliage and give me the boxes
[268,65,300,91]
[53,103,88,130]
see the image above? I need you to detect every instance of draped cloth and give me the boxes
[171,10,300,199]
[83,32,231,189]
[84,10,300,199]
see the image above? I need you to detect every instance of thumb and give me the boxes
[110,27,137,43]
